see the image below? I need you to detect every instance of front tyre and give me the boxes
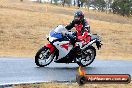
[35,47,54,67]
[77,46,96,67]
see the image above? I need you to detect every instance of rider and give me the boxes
[65,10,91,45]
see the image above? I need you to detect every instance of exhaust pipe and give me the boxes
[81,39,96,50]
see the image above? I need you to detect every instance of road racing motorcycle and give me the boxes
[35,25,102,67]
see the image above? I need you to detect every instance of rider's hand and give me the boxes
[65,32,76,40]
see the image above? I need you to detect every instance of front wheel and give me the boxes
[77,46,96,67]
[35,47,54,67]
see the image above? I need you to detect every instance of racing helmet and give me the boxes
[74,10,84,22]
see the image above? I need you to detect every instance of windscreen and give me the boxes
[50,30,63,39]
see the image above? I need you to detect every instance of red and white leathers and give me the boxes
[65,18,91,45]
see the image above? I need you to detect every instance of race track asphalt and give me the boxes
[0,57,132,85]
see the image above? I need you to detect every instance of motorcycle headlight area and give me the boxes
[49,37,58,42]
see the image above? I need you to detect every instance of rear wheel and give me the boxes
[77,46,96,67]
[35,47,54,67]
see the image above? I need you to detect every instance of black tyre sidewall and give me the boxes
[35,47,53,67]
[77,46,96,67]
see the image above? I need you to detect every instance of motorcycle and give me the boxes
[35,25,102,67]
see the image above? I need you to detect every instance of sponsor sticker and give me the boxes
[76,66,131,85]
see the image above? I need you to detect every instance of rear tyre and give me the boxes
[77,46,96,67]
[35,47,54,67]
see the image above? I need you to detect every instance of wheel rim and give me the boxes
[81,48,95,66]
[38,49,53,66]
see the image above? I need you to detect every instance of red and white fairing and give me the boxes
[53,41,73,59]
[48,25,74,59]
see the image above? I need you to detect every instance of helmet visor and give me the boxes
[74,15,81,21]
